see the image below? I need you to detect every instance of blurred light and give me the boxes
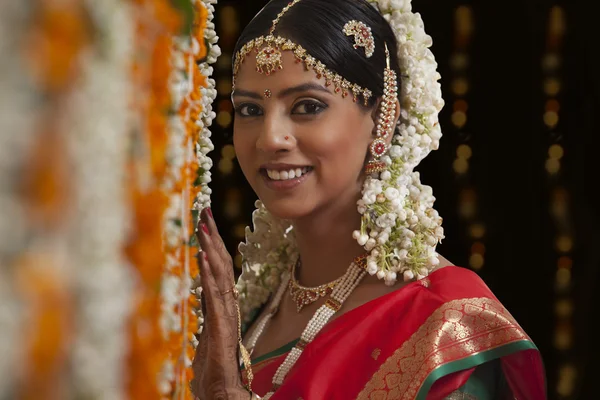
[542,53,561,71]
[553,187,568,202]
[453,158,469,174]
[545,99,561,113]
[549,6,566,37]
[220,6,240,36]
[458,189,476,217]
[455,6,474,37]
[557,256,573,270]
[451,111,467,128]
[450,53,469,70]
[452,78,469,96]
[469,253,484,270]
[223,189,241,219]
[216,54,233,69]
[556,235,573,253]
[553,324,573,350]
[545,158,561,174]
[544,111,559,128]
[556,364,577,397]
[544,78,561,96]
[233,224,246,239]
[556,268,571,289]
[221,144,236,160]
[217,78,233,95]
[216,111,232,127]
[548,144,564,160]
[555,299,573,318]
[218,158,234,175]
[234,254,243,269]
[471,241,486,255]
[453,99,469,113]
[470,223,486,239]
[456,144,472,160]
[218,99,233,112]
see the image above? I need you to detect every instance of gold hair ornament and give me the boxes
[232,0,374,105]
[343,20,375,58]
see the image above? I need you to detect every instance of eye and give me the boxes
[291,100,327,115]
[235,103,263,117]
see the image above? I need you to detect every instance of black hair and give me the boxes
[233,0,401,108]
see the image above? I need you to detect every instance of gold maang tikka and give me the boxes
[365,43,398,175]
[233,0,374,105]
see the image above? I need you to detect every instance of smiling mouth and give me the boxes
[261,166,314,181]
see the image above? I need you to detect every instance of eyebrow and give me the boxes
[232,82,331,100]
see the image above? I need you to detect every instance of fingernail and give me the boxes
[201,223,209,235]
[206,207,213,219]
[203,252,208,261]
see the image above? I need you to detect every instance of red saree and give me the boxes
[243,266,546,399]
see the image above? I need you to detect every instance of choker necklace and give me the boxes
[244,255,369,399]
[288,255,368,312]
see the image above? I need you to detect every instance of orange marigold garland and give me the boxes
[1,0,218,399]
[63,1,136,397]
[0,1,87,398]
[160,0,219,397]
[125,0,181,398]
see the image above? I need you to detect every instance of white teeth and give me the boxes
[266,167,311,181]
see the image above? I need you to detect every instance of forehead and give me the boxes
[234,49,320,91]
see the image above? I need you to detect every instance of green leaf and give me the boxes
[171,0,194,36]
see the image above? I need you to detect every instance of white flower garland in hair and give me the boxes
[67,1,135,398]
[236,0,445,324]
[356,0,445,285]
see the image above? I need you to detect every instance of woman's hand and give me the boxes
[191,208,249,400]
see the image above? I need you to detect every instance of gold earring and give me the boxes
[365,43,398,175]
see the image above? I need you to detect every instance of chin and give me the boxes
[258,196,314,221]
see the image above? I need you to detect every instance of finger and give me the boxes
[197,220,230,289]
[200,208,235,282]
[197,250,220,309]
[199,237,239,324]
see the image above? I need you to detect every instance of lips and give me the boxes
[258,164,314,191]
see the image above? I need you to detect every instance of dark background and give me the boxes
[206,1,598,398]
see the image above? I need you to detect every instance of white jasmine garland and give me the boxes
[235,0,445,324]
[0,3,37,394]
[67,1,135,398]
[191,0,220,336]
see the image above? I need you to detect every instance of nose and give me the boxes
[256,112,294,153]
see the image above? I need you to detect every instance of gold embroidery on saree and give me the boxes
[372,348,382,360]
[444,390,478,400]
[356,298,530,400]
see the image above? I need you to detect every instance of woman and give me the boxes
[191,0,546,399]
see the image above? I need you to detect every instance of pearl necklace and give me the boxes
[244,256,367,399]
[288,258,343,312]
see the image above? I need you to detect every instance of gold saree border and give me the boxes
[356,297,531,400]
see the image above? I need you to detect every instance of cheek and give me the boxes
[309,115,370,166]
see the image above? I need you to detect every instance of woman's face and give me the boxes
[232,50,376,220]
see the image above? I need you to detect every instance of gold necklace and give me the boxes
[288,255,368,312]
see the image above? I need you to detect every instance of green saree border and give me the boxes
[241,338,299,371]
[415,339,538,400]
